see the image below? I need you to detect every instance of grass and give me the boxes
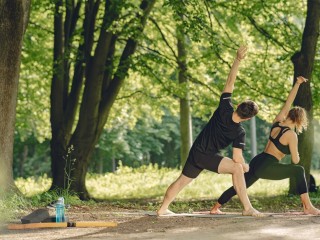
[2,164,320,222]
[0,191,32,223]
[14,164,291,200]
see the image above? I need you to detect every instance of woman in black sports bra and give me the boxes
[210,76,320,215]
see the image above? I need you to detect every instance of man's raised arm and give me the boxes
[223,46,247,94]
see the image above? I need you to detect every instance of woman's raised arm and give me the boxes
[273,76,307,123]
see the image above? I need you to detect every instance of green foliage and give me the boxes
[0,190,85,222]
[13,134,51,178]
[137,0,315,124]
[18,0,319,136]
[27,190,84,208]
[14,0,320,184]
[12,113,320,179]
[18,0,53,141]
[0,192,32,223]
[63,145,77,190]
[90,109,182,172]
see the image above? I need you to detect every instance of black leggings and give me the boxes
[218,152,308,205]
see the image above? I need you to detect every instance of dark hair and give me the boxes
[287,107,308,134]
[235,100,259,119]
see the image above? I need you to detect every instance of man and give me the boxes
[157,46,262,216]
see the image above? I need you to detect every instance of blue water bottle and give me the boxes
[55,197,65,222]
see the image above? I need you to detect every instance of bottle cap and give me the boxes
[57,197,65,205]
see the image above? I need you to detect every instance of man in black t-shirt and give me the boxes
[158,46,262,217]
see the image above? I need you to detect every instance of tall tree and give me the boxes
[289,0,320,193]
[50,0,156,199]
[177,14,192,166]
[0,0,31,193]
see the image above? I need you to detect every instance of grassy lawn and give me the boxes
[15,164,295,200]
[2,164,320,221]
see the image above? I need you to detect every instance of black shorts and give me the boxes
[182,148,224,178]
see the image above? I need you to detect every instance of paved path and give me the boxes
[1,212,320,240]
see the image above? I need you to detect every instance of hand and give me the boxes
[296,76,308,85]
[242,163,250,173]
[236,45,248,61]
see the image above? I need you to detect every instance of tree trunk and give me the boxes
[0,0,31,194]
[50,0,156,199]
[289,0,320,194]
[177,16,192,167]
[250,117,257,159]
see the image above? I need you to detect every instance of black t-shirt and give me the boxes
[192,92,246,153]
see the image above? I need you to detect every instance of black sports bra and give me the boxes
[268,122,291,155]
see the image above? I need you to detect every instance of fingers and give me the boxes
[298,76,308,81]
[237,45,248,60]
[297,76,308,84]
[238,46,247,55]
[239,45,248,52]
[241,163,249,173]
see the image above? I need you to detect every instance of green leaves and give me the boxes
[20,0,316,141]
[16,0,320,178]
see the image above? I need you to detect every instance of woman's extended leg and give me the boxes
[210,153,264,214]
[216,158,262,216]
[256,161,320,215]
[300,193,320,215]
[210,169,259,214]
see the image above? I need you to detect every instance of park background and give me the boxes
[1,0,320,220]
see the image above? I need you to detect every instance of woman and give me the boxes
[211,76,320,215]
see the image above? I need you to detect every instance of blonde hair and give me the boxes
[287,107,308,134]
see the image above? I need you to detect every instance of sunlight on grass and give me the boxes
[87,164,181,199]
[167,170,289,200]
[15,165,320,202]
[15,174,51,197]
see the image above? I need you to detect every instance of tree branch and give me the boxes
[138,44,177,66]
[149,17,178,61]
[203,0,213,29]
[140,63,180,99]
[186,73,220,98]
[28,20,54,34]
[246,15,290,53]
[211,12,237,46]
[214,49,285,102]
[116,90,163,100]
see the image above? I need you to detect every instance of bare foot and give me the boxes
[157,209,175,216]
[210,208,226,215]
[242,208,265,217]
[210,203,226,215]
[304,206,320,215]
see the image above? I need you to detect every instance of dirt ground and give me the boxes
[1,205,320,240]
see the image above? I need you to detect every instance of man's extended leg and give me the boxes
[157,174,193,215]
[217,158,262,216]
